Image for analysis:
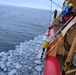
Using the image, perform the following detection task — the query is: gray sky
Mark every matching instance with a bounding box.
[0,0,64,10]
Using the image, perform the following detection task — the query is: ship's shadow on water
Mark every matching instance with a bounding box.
[0,4,50,52]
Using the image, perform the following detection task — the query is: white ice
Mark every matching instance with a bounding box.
[0,35,44,75]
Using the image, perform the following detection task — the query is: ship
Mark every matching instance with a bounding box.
[41,0,76,75]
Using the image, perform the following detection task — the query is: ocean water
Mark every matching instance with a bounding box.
[0,4,51,52]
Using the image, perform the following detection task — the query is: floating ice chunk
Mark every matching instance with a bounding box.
[8,50,13,53]
[3,67,7,72]
[0,52,5,57]
[4,53,8,56]
[14,63,22,69]
[0,61,5,69]
[7,56,12,62]
[35,66,42,72]
[1,56,8,62]
[7,67,11,72]
[0,72,6,75]
[34,60,41,65]
[6,62,11,67]
[28,67,32,69]
[33,71,38,75]
[8,69,17,75]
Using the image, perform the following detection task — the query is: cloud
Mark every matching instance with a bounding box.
[0,0,64,10]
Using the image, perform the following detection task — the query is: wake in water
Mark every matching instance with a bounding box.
[0,35,45,75]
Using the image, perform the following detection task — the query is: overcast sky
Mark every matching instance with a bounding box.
[0,0,64,10]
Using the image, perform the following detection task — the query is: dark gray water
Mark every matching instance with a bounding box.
[0,4,50,52]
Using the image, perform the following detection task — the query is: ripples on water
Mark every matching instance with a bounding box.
[0,4,50,51]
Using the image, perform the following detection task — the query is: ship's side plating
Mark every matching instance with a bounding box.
[43,0,76,75]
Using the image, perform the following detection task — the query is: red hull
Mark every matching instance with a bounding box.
[43,56,60,75]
